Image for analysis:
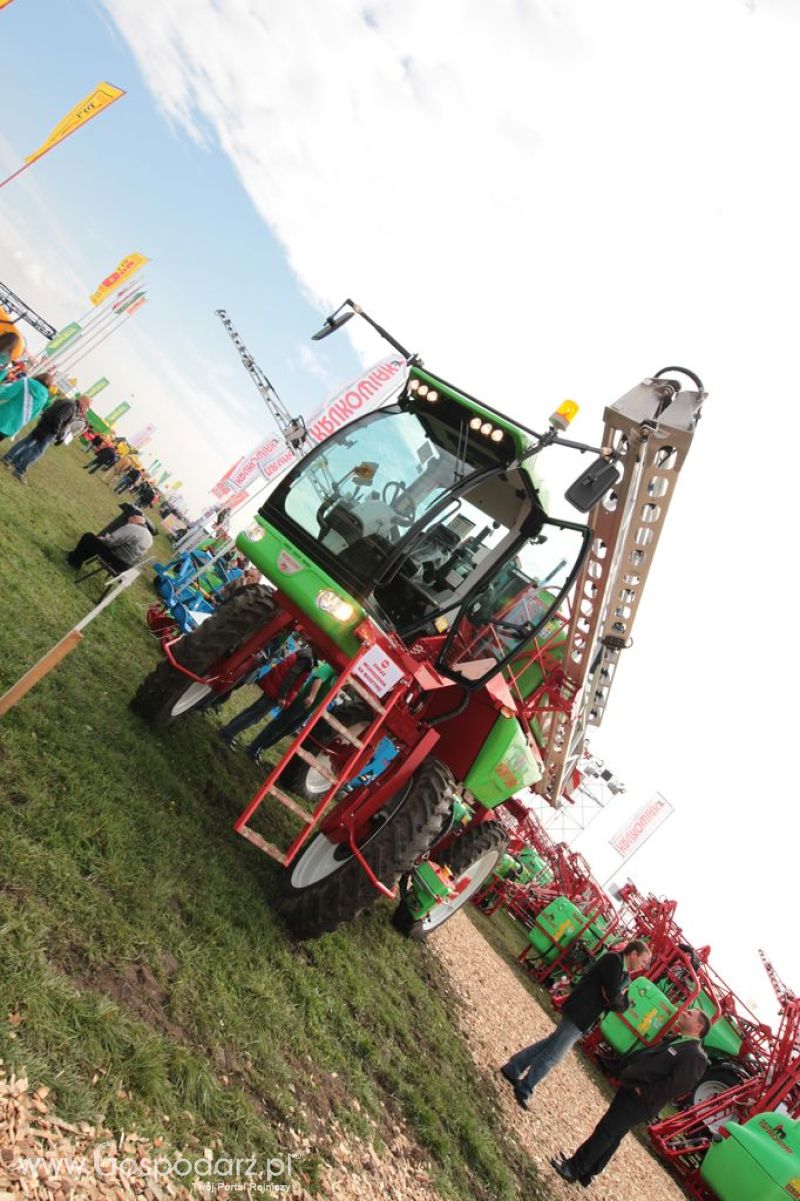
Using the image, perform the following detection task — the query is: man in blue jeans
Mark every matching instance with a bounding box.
[499,939,652,1110]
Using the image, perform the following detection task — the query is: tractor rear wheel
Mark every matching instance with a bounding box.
[277,757,454,939]
[130,585,279,727]
[392,820,508,941]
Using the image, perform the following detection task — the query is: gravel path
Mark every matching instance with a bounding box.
[431,912,689,1201]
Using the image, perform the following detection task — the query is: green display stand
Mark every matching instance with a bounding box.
[700,1112,800,1201]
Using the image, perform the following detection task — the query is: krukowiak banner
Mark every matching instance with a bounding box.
[211,354,407,498]
[90,253,148,306]
[609,793,674,865]
[304,354,407,445]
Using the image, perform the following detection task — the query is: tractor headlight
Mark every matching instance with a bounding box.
[316,589,356,622]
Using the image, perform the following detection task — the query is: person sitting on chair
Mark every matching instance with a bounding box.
[67,513,153,574]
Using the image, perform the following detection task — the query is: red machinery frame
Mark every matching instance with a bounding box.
[648,995,800,1201]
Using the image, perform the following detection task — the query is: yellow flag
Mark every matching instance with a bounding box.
[90,253,149,306]
[25,82,125,166]
[0,1,17,9]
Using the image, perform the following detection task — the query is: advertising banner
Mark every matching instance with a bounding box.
[44,322,81,357]
[225,435,285,493]
[90,252,148,306]
[25,82,125,168]
[609,793,673,863]
[210,354,407,498]
[103,400,130,424]
[113,289,146,314]
[85,377,110,399]
[128,422,156,448]
[304,354,407,444]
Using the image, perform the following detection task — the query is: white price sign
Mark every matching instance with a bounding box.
[352,645,404,699]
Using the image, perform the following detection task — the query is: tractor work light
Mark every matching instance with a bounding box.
[480,422,493,436]
[426,389,439,402]
[490,428,504,442]
[469,416,482,430]
[407,378,420,392]
[417,384,429,397]
[316,589,356,622]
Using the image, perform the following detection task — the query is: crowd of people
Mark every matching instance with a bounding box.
[0,312,168,573]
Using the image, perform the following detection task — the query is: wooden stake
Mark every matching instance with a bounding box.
[0,629,84,717]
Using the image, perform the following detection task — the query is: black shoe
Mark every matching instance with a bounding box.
[550,1155,577,1184]
[513,1087,530,1111]
[499,1064,519,1088]
[578,1175,592,1188]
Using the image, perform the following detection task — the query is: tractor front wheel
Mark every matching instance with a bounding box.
[278,700,373,802]
[130,585,280,726]
[277,757,454,939]
[392,820,508,941]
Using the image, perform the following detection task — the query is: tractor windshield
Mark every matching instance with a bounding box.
[265,394,519,591]
[263,392,590,666]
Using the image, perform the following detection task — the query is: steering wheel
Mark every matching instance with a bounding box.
[382,481,416,527]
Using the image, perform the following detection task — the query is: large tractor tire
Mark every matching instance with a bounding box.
[277,757,454,939]
[392,820,508,941]
[279,700,373,802]
[131,585,279,727]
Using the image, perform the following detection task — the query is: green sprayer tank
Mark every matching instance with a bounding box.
[601,977,677,1054]
[527,896,611,966]
[516,846,553,886]
[602,978,743,1058]
[700,1112,800,1201]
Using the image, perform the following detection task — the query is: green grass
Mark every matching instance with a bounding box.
[0,445,553,1200]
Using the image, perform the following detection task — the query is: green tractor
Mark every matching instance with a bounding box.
[132,300,706,941]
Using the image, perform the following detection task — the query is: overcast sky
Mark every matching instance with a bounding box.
[2,0,797,1019]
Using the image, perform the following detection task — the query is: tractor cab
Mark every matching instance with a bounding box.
[262,366,590,686]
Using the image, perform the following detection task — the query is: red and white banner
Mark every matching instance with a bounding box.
[305,354,407,445]
[210,354,407,500]
[609,793,673,862]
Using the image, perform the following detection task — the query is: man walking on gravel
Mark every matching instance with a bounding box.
[500,940,652,1109]
[551,1007,710,1187]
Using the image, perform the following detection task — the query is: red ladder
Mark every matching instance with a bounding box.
[233,648,408,897]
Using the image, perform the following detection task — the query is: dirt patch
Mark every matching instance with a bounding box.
[64,951,191,1049]
[430,912,689,1201]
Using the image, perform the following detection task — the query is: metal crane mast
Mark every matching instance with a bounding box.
[759,948,796,1005]
[535,370,706,804]
[214,310,307,450]
[0,280,56,339]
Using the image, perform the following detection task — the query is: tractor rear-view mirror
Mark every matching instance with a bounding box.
[311,310,355,340]
[564,456,621,512]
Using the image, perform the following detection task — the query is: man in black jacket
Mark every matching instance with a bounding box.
[500,940,652,1109]
[552,1007,710,1186]
[2,394,87,480]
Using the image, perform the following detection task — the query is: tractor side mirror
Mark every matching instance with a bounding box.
[311,310,355,341]
[564,456,621,512]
